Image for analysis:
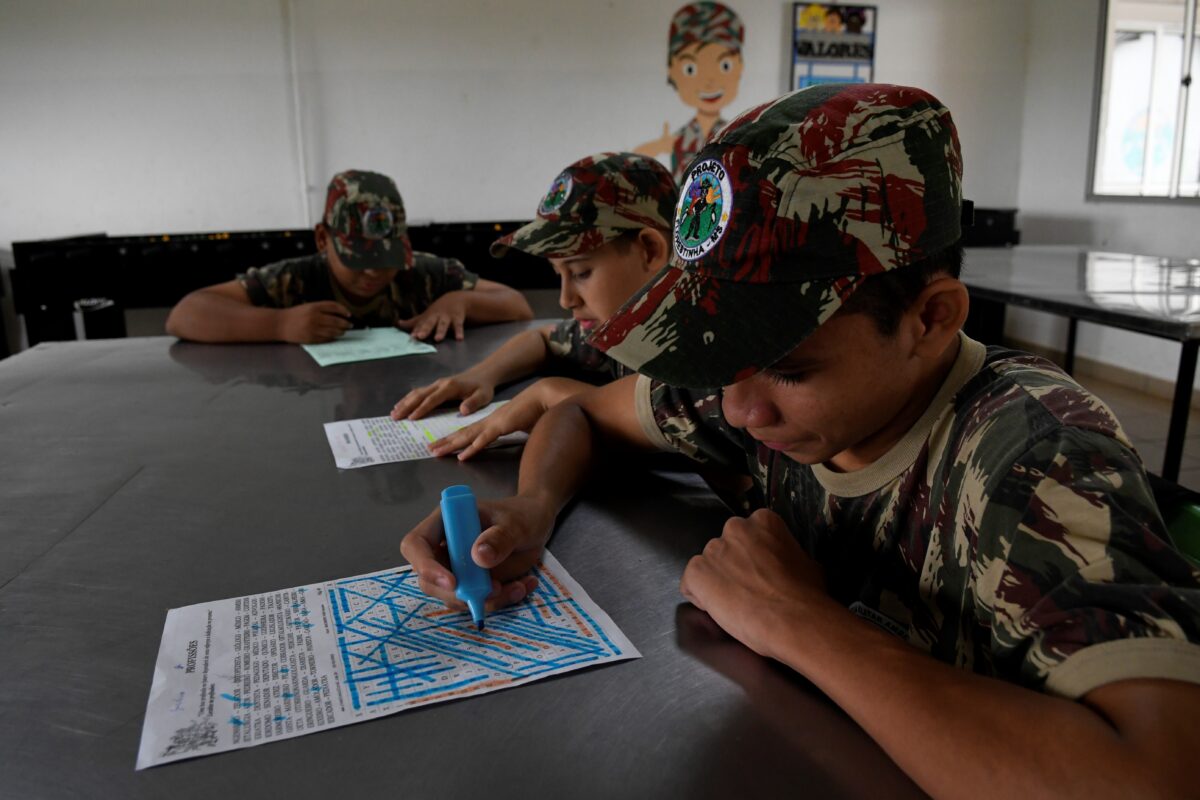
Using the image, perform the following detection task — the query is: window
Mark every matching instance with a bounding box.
[1092,0,1199,198]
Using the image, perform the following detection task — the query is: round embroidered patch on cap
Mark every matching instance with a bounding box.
[538,172,573,216]
[360,206,395,240]
[674,158,732,261]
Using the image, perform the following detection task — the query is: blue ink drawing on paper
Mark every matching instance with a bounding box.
[327,565,625,711]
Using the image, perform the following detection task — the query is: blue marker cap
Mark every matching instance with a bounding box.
[440,485,491,630]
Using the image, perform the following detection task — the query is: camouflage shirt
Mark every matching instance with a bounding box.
[238,253,478,327]
[545,319,634,383]
[635,334,1200,697]
[671,116,726,183]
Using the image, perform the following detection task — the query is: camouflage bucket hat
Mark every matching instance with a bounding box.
[669,2,744,60]
[490,152,677,260]
[591,83,963,388]
[323,170,413,270]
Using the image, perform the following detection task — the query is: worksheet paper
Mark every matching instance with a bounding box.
[323,402,525,467]
[301,328,436,367]
[137,552,638,769]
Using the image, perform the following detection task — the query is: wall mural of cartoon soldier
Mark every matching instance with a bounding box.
[634,2,745,183]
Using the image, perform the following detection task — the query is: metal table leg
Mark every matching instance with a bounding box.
[1064,317,1078,376]
[1163,339,1199,483]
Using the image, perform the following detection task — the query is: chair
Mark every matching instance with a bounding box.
[1147,472,1200,565]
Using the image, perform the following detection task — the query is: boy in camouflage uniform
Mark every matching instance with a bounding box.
[402,85,1200,797]
[635,2,745,183]
[389,152,676,461]
[166,170,532,344]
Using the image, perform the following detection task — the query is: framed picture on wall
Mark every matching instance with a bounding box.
[791,4,877,90]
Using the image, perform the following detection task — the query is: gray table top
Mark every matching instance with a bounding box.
[0,322,922,799]
[961,245,1200,340]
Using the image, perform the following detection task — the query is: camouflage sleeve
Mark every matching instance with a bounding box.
[972,426,1200,698]
[238,261,293,308]
[447,256,479,292]
[400,257,480,316]
[407,255,480,311]
[547,319,618,377]
[634,374,751,472]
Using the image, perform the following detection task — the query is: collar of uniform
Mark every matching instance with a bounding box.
[810,332,987,498]
[327,268,390,317]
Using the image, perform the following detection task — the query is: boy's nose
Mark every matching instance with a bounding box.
[558,279,578,310]
[721,376,780,430]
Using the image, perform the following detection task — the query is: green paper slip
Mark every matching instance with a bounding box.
[301,328,437,367]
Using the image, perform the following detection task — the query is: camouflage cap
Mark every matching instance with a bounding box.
[322,170,413,270]
[490,152,677,260]
[591,83,964,388]
[669,2,744,60]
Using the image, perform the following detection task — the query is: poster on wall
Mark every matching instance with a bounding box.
[791,4,876,90]
[635,2,746,184]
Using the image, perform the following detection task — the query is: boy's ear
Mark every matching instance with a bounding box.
[637,228,671,271]
[313,223,329,252]
[910,277,969,359]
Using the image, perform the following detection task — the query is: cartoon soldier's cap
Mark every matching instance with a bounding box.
[668,2,744,61]
[590,83,964,388]
[323,170,413,270]
[490,152,678,260]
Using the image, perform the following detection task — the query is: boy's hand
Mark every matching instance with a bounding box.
[390,373,495,421]
[400,495,555,611]
[397,292,470,342]
[428,390,544,461]
[276,301,353,343]
[680,509,833,661]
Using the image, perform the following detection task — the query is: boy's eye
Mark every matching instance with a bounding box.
[572,269,592,281]
[683,63,698,77]
[766,369,807,387]
[720,58,734,73]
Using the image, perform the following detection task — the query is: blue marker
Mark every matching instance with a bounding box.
[440,485,491,630]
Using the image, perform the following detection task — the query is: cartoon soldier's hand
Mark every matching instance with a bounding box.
[634,121,675,158]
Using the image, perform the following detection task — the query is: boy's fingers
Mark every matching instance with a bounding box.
[429,429,468,455]
[416,574,459,607]
[399,510,455,589]
[483,578,534,611]
[405,547,454,591]
[411,388,452,420]
[472,523,525,569]
[460,388,489,415]
[457,431,494,461]
[517,574,538,599]
[321,310,352,329]
[390,401,409,421]
[434,424,479,455]
[453,318,465,341]
[434,317,450,342]
[391,389,425,420]
[395,317,416,330]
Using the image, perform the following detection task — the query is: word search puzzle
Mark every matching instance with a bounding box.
[137,552,637,768]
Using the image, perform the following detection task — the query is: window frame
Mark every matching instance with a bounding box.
[1087,0,1200,204]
